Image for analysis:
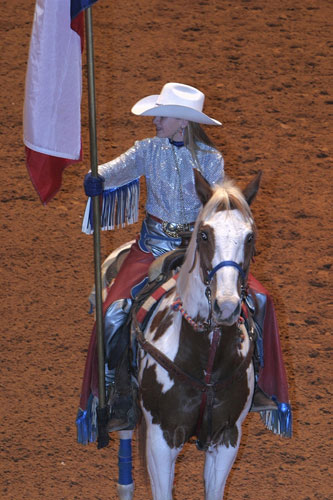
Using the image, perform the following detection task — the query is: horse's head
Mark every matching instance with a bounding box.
[178,169,261,327]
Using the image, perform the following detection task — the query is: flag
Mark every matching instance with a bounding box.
[23,0,97,205]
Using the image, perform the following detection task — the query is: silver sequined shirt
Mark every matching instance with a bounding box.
[98,137,224,224]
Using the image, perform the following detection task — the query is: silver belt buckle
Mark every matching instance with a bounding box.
[162,221,187,238]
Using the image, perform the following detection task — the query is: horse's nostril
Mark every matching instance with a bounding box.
[234,302,241,317]
[214,300,221,315]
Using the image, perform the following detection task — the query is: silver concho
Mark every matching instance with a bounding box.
[162,221,192,238]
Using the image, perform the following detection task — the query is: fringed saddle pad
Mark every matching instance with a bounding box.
[136,273,179,326]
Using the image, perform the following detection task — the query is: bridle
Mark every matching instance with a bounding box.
[173,259,248,332]
[206,260,246,283]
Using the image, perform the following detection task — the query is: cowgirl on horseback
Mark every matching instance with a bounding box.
[78,82,291,440]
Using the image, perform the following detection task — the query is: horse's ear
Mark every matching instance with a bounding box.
[242,170,262,206]
[194,168,213,206]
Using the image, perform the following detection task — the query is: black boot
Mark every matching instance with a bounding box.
[250,386,278,412]
[107,347,139,432]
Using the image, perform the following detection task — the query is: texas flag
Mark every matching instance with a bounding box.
[23,0,97,204]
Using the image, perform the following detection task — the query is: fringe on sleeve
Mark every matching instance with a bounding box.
[82,178,140,234]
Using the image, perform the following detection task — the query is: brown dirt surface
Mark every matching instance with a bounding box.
[1,1,332,499]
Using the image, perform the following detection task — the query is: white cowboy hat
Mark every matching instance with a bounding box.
[131,82,222,126]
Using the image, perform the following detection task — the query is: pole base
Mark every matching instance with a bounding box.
[117,482,134,500]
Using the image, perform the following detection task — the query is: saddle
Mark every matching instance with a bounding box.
[89,242,185,309]
[105,236,190,286]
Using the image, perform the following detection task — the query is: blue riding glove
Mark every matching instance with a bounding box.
[84,173,105,197]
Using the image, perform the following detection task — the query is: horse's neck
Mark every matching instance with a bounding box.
[176,261,210,320]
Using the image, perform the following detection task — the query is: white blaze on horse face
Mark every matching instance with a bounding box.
[208,209,253,325]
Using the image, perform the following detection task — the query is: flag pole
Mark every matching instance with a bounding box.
[84,7,109,449]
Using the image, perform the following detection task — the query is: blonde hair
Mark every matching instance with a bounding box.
[183,122,218,172]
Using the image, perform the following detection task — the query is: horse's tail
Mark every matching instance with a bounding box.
[137,412,150,485]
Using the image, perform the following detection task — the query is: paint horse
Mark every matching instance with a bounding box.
[115,170,261,500]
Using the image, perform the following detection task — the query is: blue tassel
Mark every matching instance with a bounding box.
[260,397,292,438]
[118,439,133,485]
[76,394,98,444]
[82,178,140,234]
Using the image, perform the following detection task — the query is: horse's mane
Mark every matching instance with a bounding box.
[202,178,253,222]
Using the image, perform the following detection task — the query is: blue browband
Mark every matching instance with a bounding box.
[207,261,246,282]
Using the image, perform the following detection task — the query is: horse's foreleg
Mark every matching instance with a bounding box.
[117,430,134,500]
[204,439,241,500]
[204,377,254,500]
[146,422,182,500]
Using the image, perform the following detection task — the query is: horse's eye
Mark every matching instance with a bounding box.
[246,233,254,243]
[200,231,208,241]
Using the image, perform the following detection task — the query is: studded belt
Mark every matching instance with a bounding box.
[148,213,195,238]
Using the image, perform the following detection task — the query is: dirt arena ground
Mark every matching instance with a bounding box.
[1,0,332,498]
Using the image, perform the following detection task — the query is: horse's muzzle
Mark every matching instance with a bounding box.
[213,296,241,325]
